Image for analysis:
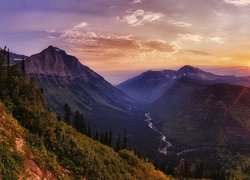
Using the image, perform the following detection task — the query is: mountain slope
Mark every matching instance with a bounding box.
[150,78,250,146]
[25,46,134,111]
[0,102,167,179]
[118,65,250,103]
[24,46,137,127]
[117,70,176,104]
[22,46,161,157]
[0,51,168,179]
[0,102,69,179]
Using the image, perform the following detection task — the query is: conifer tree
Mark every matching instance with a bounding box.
[7,48,10,67]
[100,132,105,144]
[95,131,99,141]
[63,103,72,125]
[21,58,25,73]
[123,128,127,149]
[80,113,86,134]
[74,110,81,130]
[109,128,112,147]
[104,131,108,145]
[87,123,92,138]
[115,134,122,151]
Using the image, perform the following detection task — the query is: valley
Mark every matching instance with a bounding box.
[2,0,250,179]
[1,46,250,179]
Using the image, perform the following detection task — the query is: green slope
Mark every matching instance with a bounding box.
[151,78,250,146]
[0,50,169,179]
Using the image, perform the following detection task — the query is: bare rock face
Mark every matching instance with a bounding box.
[24,46,136,132]
[25,46,94,78]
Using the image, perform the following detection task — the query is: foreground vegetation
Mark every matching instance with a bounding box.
[0,50,168,179]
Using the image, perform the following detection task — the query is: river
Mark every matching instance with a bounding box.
[145,112,172,155]
[145,112,200,156]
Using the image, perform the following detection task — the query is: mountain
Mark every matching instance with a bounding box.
[0,103,167,179]
[23,46,160,157]
[24,46,135,122]
[117,65,250,103]
[0,52,168,179]
[9,52,27,64]
[149,77,250,147]
[25,46,134,110]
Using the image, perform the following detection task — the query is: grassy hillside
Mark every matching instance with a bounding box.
[0,50,168,179]
[0,102,167,179]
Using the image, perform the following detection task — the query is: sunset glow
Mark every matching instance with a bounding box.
[1,0,250,83]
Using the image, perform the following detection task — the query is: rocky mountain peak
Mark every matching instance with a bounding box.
[177,65,201,74]
[25,46,91,78]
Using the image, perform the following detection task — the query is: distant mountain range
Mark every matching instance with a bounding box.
[117,65,250,104]
[11,46,250,157]
[117,65,250,151]
[5,47,250,178]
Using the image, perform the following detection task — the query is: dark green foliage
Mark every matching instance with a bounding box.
[116,134,122,151]
[0,142,24,179]
[95,131,99,141]
[123,128,127,149]
[7,48,10,67]
[109,128,112,147]
[74,110,86,134]
[86,123,91,138]
[21,59,25,73]
[63,103,72,125]
[0,50,167,179]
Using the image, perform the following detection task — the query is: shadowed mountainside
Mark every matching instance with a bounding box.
[117,65,250,104]
[150,77,250,147]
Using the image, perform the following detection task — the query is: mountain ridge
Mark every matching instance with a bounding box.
[117,65,250,103]
[22,46,160,158]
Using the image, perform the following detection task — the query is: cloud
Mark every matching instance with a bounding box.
[61,30,176,60]
[186,50,212,56]
[120,9,164,26]
[143,40,176,52]
[171,21,192,27]
[178,33,203,42]
[132,0,143,4]
[73,22,88,29]
[210,36,225,44]
[45,29,56,33]
[221,57,232,61]
[224,0,250,6]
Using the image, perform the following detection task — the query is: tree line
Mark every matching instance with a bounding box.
[62,103,127,151]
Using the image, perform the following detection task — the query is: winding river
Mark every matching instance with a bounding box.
[145,112,200,156]
[145,113,172,155]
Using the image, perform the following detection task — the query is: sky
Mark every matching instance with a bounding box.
[1,0,250,84]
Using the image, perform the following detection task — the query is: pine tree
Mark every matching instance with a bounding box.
[87,122,91,138]
[74,110,82,130]
[21,58,25,73]
[79,113,86,134]
[100,132,105,144]
[178,158,188,178]
[115,134,122,151]
[104,131,108,145]
[63,103,72,125]
[95,131,99,141]
[123,128,127,149]
[109,128,112,147]
[7,48,10,67]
